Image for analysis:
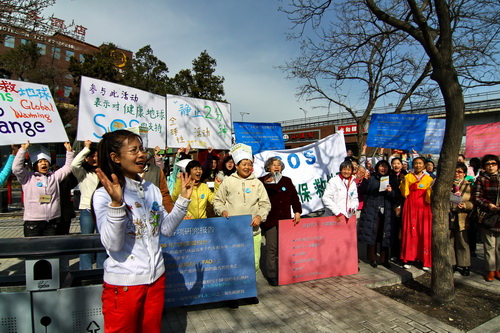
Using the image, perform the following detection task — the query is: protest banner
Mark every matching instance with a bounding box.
[465,121,500,158]
[166,95,232,150]
[420,118,446,155]
[233,122,285,154]
[77,76,166,147]
[0,79,69,144]
[253,132,346,215]
[366,114,428,151]
[278,215,358,285]
[161,216,257,307]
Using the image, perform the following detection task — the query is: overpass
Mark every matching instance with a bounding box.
[280,90,500,131]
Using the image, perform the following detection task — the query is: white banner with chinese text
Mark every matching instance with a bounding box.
[0,79,68,144]
[77,76,166,147]
[253,132,347,215]
[166,95,232,149]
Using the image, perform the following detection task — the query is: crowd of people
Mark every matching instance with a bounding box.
[342,148,499,282]
[0,135,499,332]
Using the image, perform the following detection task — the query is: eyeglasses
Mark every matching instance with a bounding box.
[485,162,498,167]
[124,146,148,155]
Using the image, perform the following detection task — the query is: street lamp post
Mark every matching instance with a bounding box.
[240,112,250,121]
[300,107,308,124]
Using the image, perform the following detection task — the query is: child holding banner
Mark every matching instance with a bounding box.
[213,143,271,308]
[92,130,194,333]
[399,157,433,271]
[12,141,75,236]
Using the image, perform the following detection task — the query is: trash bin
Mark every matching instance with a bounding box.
[25,258,60,291]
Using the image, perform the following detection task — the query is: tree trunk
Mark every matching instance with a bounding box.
[430,66,465,303]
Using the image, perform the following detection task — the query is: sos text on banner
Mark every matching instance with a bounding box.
[253,132,346,215]
[77,76,166,147]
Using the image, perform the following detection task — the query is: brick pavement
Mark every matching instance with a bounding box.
[1,208,499,332]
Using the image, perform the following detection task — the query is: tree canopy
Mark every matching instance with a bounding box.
[171,50,226,102]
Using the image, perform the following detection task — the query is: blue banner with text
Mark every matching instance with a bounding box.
[161,215,257,307]
[233,122,284,154]
[366,114,428,151]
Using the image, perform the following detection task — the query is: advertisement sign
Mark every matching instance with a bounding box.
[465,122,500,158]
[278,215,358,285]
[0,79,69,144]
[161,216,257,307]
[233,122,284,154]
[366,114,428,151]
[77,76,166,147]
[166,95,232,149]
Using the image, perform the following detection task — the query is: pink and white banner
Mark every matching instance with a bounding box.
[465,122,500,158]
[278,215,358,285]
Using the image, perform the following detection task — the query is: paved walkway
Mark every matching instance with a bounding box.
[1,206,499,332]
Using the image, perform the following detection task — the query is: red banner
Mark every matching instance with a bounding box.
[465,122,500,158]
[278,215,358,285]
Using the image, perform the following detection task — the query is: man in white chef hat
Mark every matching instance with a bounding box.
[213,143,271,308]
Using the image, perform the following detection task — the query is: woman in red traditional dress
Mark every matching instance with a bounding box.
[399,157,433,271]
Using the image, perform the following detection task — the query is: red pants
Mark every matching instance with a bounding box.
[102,274,165,333]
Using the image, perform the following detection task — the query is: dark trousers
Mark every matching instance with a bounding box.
[367,213,389,264]
[263,226,278,279]
[24,219,59,237]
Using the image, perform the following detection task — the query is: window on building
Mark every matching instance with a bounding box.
[21,39,28,45]
[37,43,46,55]
[65,74,73,80]
[65,50,74,61]
[79,54,85,62]
[4,35,15,48]
[52,46,61,59]
[64,86,72,97]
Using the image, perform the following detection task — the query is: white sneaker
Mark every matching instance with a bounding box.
[423,267,431,272]
[403,264,412,269]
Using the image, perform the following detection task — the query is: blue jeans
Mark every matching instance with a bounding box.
[79,209,106,270]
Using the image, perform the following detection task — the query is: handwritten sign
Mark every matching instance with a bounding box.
[233,122,285,154]
[278,215,358,285]
[161,216,257,307]
[77,76,166,147]
[0,79,68,144]
[253,132,346,215]
[465,122,500,158]
[166,95,231,149]
[366,114,428,151]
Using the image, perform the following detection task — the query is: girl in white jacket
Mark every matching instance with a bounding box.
[322,161,359,220]
[93,130,194,333]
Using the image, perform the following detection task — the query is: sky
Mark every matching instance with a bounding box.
[43,0,316,124]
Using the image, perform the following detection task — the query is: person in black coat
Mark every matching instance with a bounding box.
[358,160,401,268]
[259,157,302,286]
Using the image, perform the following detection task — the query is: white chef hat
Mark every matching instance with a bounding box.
[28,145,51,164]
[175,159,192,172]
[230,143,253,165]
